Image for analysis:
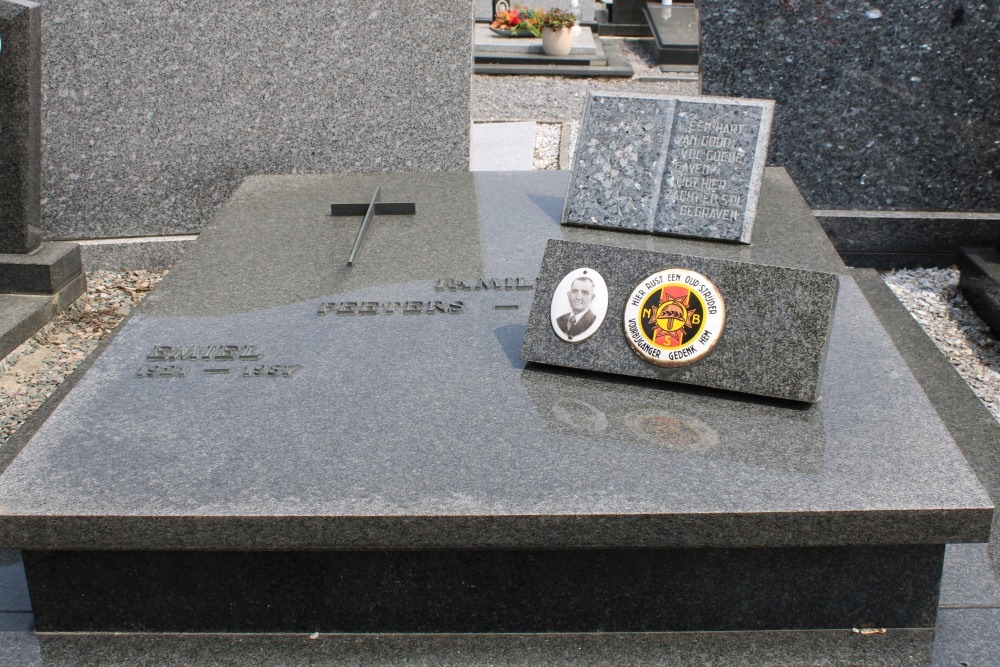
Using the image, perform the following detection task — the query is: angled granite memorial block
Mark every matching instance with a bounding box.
[0,170,991,635]
[521,240,838,403]
[563,93,773,243]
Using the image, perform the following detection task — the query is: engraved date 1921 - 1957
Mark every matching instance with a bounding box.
[136,345,302,379]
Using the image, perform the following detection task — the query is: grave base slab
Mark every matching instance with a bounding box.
[25,545,944,633]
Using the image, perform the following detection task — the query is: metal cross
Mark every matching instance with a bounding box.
[329,186,416,266]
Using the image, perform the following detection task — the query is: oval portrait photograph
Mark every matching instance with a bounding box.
[550,267,609,343]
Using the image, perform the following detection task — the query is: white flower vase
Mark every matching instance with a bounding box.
[542,26,573,57]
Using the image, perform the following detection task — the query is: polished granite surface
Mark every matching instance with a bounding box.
[0,170,989,551]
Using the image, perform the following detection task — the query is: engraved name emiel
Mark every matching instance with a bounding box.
[138,345,302,379]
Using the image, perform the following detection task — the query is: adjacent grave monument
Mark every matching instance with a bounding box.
[698,0,1000,266]
[563,93,773,243]
[0,0,40,255]
[35,0,473,260]
[0,169,990,650]
[0,0,84,358]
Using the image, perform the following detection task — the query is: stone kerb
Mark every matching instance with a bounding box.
[38,0,472,244]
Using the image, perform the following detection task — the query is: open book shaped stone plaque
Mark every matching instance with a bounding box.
[563,93,774,244]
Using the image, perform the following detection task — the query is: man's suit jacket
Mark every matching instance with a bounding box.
[556,309,596,337]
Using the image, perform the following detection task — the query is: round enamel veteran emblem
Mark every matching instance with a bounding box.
[622,268,725,367]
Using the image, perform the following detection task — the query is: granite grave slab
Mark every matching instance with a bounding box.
[474,37,633,79]
[475,24,597,55]
[521,240,838,402]
[0,170,991,635]
[563,93,774,243]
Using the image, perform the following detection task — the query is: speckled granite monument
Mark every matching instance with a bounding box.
[0,170,990,653]
[698,0,1000,268]
[563,93,774,243]
[699,1,1000,225]
[35,0,472,251]
[0,0,84,357]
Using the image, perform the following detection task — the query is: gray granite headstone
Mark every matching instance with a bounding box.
[520,240,838,403]
[563,93,774,243]
[0,0,41,254]
[34,0,472,245]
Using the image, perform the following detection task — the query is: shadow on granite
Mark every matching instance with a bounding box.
[0,633,41,667]
[932,609,1000,667]
[940,514,1000,609]
[819,215,1000,270]
[0,552,31,614]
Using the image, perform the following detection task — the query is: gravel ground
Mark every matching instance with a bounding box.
[1,270,165,444]
[473,74,697,123]
[472,37,698,123]
[533,122,562,169]
[882,267,1000,421]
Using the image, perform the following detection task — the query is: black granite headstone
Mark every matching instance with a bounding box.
[699,0,1000,212]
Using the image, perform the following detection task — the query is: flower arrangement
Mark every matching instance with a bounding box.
[536,8,577,31]
[489,6,577,37]
[490,7,543,37]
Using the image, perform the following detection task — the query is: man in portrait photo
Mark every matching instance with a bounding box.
[556,275,598,339]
